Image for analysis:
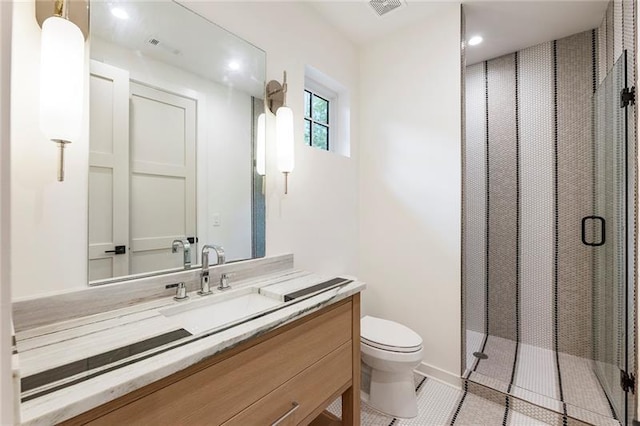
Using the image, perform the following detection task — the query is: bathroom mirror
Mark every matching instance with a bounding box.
[88,0,266,284]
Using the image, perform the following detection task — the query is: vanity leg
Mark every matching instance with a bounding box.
[341,293,361,426]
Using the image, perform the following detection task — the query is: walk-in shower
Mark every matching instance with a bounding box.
[462,1,636,424]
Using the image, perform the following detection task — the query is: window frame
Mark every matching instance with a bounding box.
[304,77,337,152]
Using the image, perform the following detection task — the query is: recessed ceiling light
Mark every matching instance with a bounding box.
[228,61,241,71]
[468,36,483,46]
[111,7,129,20]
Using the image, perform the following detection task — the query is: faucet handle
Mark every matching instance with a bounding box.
[173,282,189,301]
[218,273,233,291]
[198,272,213,296]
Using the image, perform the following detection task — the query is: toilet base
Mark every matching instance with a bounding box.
[366,368,418,419]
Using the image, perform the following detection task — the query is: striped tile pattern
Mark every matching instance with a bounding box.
[486,54,519,342]
[559,352,614,418]
[474,335,516,391]
[594,4,636,426]
[328,374,552,426]
[453,390,506,425]
[465,330,619,425]
[464,29,599,363]
[464,1,638,422]
[464,63,487,336]
[556,30,595,359]
[518,41,555,352]
[514,343,558,400]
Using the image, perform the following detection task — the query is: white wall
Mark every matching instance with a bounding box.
[11,0,360,299]
[358,4,462,385]
[11,0,90,299]
[0,1,14,423]
[9,0,462,389]
[180,1,360,278]
[92,37,253,263]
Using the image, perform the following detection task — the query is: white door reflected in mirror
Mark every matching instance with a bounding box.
[89,62,198,281]
[88,1,266,285]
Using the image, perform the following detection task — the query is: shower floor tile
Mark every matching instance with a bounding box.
[474,335,517,388]
[514,343,559,399]
[559,352,614,418]
[465,331,620,425]
[465,329,485,373]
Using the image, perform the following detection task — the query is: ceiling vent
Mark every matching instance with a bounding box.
[146,36,181,56]
[368,0,405,17]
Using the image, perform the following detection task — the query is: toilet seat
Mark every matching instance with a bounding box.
[361,316,422,353]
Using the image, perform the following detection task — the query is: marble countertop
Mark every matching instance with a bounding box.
[14,269,365,425]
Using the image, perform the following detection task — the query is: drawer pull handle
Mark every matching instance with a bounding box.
[271,402,300,426]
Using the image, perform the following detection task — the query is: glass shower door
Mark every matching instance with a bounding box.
[592,51,629,423]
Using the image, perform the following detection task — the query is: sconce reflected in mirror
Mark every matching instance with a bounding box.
[266,71,294,194]
[256,112,266,194]
[256,113,266,176]
[37,0,88,181]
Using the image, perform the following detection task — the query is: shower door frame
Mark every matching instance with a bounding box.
[592,48,637,426]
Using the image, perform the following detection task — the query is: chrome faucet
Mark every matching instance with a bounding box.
[171,238,191,269]
[199,245,225,295]
[218,273,232,291]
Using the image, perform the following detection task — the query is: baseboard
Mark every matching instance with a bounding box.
[415,362,462,389]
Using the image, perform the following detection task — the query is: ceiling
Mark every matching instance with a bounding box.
[91,1,266,97]
[307,1,609,65]
[307,1,452,45]
[464,1,609,65]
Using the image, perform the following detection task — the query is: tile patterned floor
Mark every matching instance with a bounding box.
[465,331,620,426]
[327,373,552,425]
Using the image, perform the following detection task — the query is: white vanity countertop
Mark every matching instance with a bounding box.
[15,270,365,426]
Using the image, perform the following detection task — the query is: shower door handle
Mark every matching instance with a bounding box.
[581,216,606,247]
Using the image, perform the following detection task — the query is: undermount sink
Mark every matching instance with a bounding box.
[160,287,283,335]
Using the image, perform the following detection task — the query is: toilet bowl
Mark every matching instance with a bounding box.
[360,316,423,419]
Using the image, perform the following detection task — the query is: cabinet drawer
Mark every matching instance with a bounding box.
[224,342,352,426]
[86,301,352,425]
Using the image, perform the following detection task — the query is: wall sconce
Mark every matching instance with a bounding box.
[256,112,266,194]
[256,113,266,177]
[37,0,87,182]
[266,71,294,194]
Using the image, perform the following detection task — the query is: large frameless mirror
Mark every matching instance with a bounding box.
[88,0,266,285]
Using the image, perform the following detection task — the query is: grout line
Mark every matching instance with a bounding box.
[449,380,469,426]
[484,59,490,339]
[551,39,568,425]
[501,395,510,426]
[504,50,521,425]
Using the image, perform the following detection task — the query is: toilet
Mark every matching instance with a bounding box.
[360,316,424,419]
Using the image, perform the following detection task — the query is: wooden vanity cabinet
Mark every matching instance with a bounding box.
[61,294,361,426]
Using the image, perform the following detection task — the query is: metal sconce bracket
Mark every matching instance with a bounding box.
[36,0,89,39]
[266,71,288,114]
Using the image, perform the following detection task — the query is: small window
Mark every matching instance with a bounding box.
[304,65,350,157]
[304,89,330,151]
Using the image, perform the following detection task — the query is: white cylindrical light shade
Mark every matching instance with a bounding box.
[39,16,85,143]
[256,113,266,176]
[276,106,294,173]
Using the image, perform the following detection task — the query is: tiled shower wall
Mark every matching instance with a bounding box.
[465,30,596,358]
[464,0,636,360]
